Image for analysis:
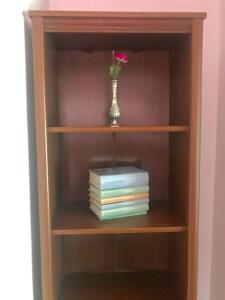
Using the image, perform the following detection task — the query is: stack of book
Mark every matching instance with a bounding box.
[89,166,149,220]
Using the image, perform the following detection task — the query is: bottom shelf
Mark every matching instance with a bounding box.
[60,272,175,300]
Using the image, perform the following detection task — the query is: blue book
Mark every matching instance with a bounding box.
[89,166,149,190]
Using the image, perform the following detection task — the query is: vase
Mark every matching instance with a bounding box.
[109,79,120,127]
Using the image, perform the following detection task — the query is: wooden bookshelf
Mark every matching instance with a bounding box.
[27,10,206,300]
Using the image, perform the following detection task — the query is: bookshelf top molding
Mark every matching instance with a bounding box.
[25,11,206,33]
[26,11,207,19]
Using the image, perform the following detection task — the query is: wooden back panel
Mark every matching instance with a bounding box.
[56,51,169,127]
[57,50,170,204]
[64,234,169,274]
[59,133,169,204]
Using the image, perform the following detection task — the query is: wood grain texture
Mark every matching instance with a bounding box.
[168,233,188,299]
[169,135,189,300]
[63,235,114,273]
[26,11,206,36]
[48,126,189,133]
[27,11,207,19]
[49,33,187,52]
[31,16,54,300]
[52,236,63,300]
[44,34,59,126]
[56,50,171,206]
[60,272,175,300]
[169,34,191,125]
[56,51,169,127]
[58,132,169,204]
[115,234,169,271]
[59,133,114,203]
[43,17,192,33]
[168,30,191,300]
[169,33,191,221]
[63,234,169,273]
[169,135,189,221]
[27,11,205,300]
[114,133,169,202]
[45,35,63,300]
[187,19,204,300]
[52,202,187,235]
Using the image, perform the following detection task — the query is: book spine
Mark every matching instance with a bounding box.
[90,205,147,220]
[90,192,149,204]
[90,203,149,218]
[100,211,147,220]
[89,171,100,188]
[91,185,149,198]
[91,198,149,210]
[100,172,149,190]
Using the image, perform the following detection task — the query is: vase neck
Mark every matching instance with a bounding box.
[112,80,118,104]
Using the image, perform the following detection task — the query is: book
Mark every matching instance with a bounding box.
[89,166,149,190]
[90,192,149,205]
[89,184,149,199]
[90,198,149,210]
[90,202,149,220]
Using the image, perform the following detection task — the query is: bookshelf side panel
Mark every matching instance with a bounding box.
[32,16,63,300]
[187,19,204,300]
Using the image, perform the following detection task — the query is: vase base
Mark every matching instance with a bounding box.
[110,120,119,128]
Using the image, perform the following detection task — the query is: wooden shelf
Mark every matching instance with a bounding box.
[27,10,207,19]
[60,271,175,300]
[48,126,189,133]
[52,202,187,235]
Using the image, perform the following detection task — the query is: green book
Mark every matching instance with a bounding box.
[90,198,149,210]
[90,184,149,199]
[90,203,149,220]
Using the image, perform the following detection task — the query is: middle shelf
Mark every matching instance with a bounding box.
[48,126,189,133]
[52,201,187,235]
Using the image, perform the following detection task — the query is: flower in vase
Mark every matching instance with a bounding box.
[115,52,128,63]
[109,51,128,80]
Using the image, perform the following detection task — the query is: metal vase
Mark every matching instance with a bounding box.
[109,79,120,127]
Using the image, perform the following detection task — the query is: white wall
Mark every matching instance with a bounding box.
[0,1,48,300]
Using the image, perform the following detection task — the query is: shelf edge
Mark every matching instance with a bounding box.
[48,126,189,133]
[51,226,187,235]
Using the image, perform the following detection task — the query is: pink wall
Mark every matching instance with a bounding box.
[210,0,225,299]
[49,1,222,300]
[50,0,211,12]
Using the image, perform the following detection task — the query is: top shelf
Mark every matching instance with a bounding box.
[27,11,207,19]
[26,11,206,35]
[48,126,189,133]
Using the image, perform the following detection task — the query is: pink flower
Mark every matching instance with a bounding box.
[115,52,128,63]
